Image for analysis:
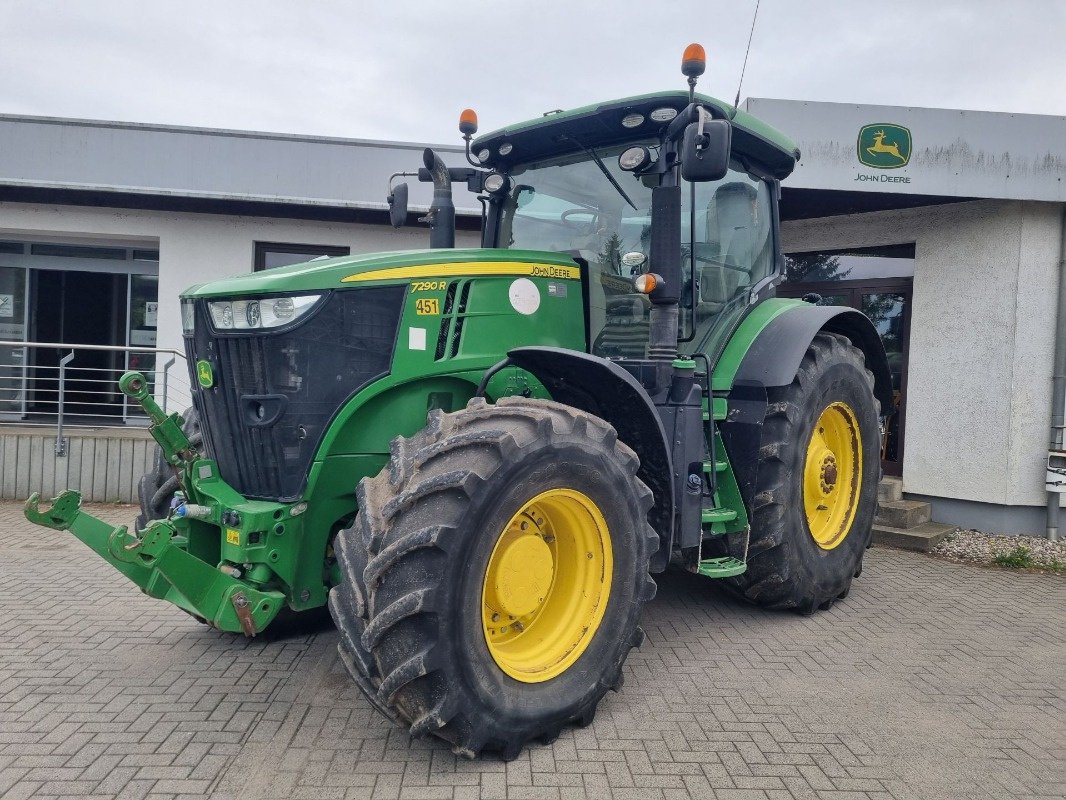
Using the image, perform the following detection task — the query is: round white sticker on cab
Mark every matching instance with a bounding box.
[509,278,541,315]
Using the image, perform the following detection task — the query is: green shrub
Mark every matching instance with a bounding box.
[993,546,1033,569]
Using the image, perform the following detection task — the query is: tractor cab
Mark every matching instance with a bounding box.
[473,90,794,361]
[390,74,800,372]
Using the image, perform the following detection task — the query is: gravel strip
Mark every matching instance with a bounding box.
[931,529,1066,572]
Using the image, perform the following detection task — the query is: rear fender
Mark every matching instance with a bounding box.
[718,304,892,509]
[506,346,674,571]
[732,305,893,411]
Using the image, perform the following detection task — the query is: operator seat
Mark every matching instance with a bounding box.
[694,183,759,322]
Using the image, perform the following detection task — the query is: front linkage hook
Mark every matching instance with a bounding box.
[24,490,82,531]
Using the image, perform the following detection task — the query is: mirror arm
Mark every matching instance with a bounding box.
[387,172,417,195]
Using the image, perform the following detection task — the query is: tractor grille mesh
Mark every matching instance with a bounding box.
[186,287,404,500]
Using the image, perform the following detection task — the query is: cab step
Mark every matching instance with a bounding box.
[697,556,747,578]
[701,507,737,524]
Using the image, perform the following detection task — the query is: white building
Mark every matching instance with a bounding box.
[1,100,1063,535]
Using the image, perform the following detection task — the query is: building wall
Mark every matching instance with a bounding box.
[0,201,480,355]
[781,200,1062,528]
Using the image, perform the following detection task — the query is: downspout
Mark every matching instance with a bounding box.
[1048,202,1066,540]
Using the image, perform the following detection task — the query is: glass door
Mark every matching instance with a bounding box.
[859,291,908,471]
[0,265,28,419]
[125,274,159,421]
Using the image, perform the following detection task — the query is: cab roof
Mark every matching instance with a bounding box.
[473,91,801,180]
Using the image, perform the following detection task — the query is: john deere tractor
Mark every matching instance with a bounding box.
[25,46,891,758]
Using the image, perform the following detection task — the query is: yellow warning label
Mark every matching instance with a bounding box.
[415,298,440,315]
[226,528,240,546]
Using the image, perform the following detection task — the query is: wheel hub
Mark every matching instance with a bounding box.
[820,455,838,493]
[485,534,554,618]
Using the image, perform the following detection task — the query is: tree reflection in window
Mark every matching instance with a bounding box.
[784,253,851,283]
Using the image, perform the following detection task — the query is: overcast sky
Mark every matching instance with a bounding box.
[2,1,1062,144]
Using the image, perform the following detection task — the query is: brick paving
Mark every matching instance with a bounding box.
[1,501,1063,800]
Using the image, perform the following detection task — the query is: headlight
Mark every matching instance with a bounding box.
[208,294,322,330]
[483,172,508,193]
[618,146,651,171]
[180,300,195,334]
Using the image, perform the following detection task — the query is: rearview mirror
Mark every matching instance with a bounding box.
[387,182,409,228]
[680,118,731,182]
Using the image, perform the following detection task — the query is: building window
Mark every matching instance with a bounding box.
[783,243,915,284]
[253,242,350,272]
[29,243,127,260]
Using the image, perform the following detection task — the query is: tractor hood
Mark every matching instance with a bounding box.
[181,248,581,298]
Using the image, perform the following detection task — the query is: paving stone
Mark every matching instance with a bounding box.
[1,502,1063,800]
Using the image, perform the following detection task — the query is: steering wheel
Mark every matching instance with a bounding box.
[560,209,599,233]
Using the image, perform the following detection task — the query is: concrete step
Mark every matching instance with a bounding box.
[872,521,956,552]
[878,476,903,504]
[875,499,931,529]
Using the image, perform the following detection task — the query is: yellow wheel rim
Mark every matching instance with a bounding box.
[803,401,862,550]
[481,488,613,683]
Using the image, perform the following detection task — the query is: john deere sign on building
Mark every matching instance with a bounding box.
[855,123,913,184]
[857,124,912,168]
[746,98,1066,201]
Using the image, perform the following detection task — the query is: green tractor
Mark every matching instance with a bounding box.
[25,46,891,758]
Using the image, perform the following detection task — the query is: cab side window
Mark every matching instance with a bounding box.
[683,171,774,340]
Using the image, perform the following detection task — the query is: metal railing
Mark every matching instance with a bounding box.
[0,340,190,455]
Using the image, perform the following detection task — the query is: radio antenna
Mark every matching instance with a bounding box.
[731,0,762,118]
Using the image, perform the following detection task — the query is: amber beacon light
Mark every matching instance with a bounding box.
[681,43,706,78]
[459,108,479,136]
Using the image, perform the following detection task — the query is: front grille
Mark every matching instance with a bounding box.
[186,287,405,500]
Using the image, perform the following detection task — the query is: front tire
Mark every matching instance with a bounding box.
[725,332,880,613]
[329,397,657,758]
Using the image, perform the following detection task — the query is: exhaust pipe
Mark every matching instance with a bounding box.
[421,148,456,249]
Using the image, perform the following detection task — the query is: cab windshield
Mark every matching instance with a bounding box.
[498,144,775,358]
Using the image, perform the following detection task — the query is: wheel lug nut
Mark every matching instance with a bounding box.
[491,613,500,622]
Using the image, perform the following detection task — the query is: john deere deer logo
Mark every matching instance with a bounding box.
[857,124,911,169]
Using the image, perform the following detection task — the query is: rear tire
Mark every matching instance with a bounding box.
[329,397,657,759]
[723,332,880,613]
[135,407,202,531]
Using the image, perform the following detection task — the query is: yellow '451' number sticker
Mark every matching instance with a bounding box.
[415,298,440,316]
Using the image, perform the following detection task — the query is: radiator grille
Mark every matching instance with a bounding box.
[186,286,404,500]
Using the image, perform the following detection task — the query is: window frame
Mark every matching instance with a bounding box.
[253,242,351,272]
